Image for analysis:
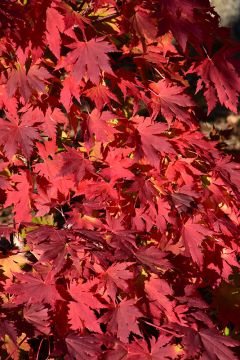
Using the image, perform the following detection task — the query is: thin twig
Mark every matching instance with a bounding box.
[143,320,182,337]
[93,12,119,23]
[36,338,44,360]
[54,206,67,223]
[5,335,28,360]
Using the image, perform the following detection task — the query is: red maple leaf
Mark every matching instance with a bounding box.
[23,303,50,335]
[87,109,119,143]
[214,156,240,189]
[97,262,134,300]
[105,336,175,360]
[190,48,240,113]
[199,329,239,360]
[145,275,177,322]
[159,0,212,50]
[40,107,68,140]
[66,334,102,360]
[0,109,40,160]
[104,340,147,360]
[85,83,119,110]
[59,146,94,183]
[101,148,134,181]
[60,75,80,112]
[46,6,65,59]
[149,336,177,359]
[181,218,213,267]
[59,1,90,34]
[133,116,175,168]
[68,281,103,333]
[58,37,115,84]
[131,6,157,40]
[27,226,76,273]
[7,272,62,306]
[6,49,50,102]
[135,247,170,273]
[5,171,32,224]
[149,79,195,125]
[102,299,142,343]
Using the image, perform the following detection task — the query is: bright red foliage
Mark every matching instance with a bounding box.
[0,1,240,359]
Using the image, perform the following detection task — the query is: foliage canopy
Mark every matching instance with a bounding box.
[0,0,240,359]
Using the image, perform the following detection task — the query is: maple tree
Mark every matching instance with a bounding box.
[0,0,240,359]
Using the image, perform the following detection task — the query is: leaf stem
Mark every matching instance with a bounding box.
[143,320,182,337]
[93,12,119,23]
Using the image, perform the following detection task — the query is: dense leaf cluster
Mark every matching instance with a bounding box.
[0,0,240,359]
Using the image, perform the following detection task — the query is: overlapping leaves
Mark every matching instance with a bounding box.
[0,0,239,359]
